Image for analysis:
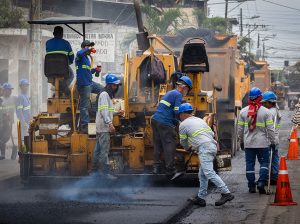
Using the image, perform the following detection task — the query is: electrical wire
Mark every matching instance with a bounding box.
[262,0,300,12]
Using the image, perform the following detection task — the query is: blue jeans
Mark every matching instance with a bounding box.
[77,82,103,128]
[198,142,230,199]
[245,148,270,188]
[271,145,280,182]
[92,133,110,171]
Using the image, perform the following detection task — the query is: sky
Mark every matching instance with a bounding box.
[207,0,300,69]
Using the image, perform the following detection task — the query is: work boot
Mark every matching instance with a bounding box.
[80,125,88,134]
[152,166,161,174]
[0,156,4,160]
[189,196,206,207]
[257,182,266,194]
[215,193,234,206]
[249,186,256,193]
[270,180,277,186]
[165,168,176,177]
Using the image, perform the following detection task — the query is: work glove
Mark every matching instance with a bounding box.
[270,143,276,151]
[240,142,244,151]
[186,146,193,152]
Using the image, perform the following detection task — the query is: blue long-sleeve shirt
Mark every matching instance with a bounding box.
[75,48,97,87]
[152,89,183,127]
[16,94,31,125]
[46,37,74,64]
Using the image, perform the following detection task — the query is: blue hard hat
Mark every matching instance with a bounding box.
[105,73,121,85]
[261,91,277,103]
[2,83,13,90]
[19,79,29,86]
[178,76,193,90]
[249,87,262,100]
[179,103,194,114]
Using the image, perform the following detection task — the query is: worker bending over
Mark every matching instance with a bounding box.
[16,79,31,141]
[238,87,276,194]
[46,26,74,96]
[0,83,17,160]
[179,103,234,207]
[91,74,122,179]
[76,40,103,133]
[152,74,192,175]
[261,91,281,185]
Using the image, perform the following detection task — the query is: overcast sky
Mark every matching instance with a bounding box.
[207,0,300,69]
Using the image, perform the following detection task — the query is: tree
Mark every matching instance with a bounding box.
[141,5,184,35]
[193,9,228,34]
[0,0,27,28]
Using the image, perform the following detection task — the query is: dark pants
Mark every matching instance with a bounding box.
[245,148,270,188]
[152,119,177,172]
[77,82,103,129]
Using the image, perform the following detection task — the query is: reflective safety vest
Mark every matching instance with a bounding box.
[46,37,74,64]
[179,116,216,150]
[96,91,114,133]
[152,89,183,127]
[238,105,276,148]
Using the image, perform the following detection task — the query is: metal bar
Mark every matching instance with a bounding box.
[83,23,86,41]
[22,153,68,159]
[65,24,83,37]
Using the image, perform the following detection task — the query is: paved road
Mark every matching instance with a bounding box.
[0,110,298,224]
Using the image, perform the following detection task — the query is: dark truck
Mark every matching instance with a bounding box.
[284,63,300,110]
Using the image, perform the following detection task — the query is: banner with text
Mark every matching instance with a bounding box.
[64,33,115,62]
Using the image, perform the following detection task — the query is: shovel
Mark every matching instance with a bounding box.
[171,150,194,181]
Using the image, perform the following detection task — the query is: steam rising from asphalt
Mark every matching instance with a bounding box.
[54,175,148,204]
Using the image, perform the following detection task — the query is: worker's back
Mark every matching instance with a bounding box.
[238,105,275,148]
[179,116,216,149]
[152,89,182,127]
[46,37,74,64]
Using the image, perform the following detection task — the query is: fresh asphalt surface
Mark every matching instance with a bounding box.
[0,109,297,224]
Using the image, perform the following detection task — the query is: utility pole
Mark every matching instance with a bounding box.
[225,0,228,19]
[85,0,93,17]
[29,0,42,114]
[262,42,265,60]
[240,8,243,37]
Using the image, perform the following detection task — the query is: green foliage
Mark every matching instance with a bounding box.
[238,37,251,54]
[0,0,27,28]
[141,5,184,35]
[193,9,227,34]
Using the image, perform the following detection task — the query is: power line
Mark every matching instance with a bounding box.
[262,0,300,12]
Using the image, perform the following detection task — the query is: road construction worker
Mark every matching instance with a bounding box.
[46,26,74,96]
[261,91,281,185]
[178,103,234,207]
[152,75,192,175]
[76,40,103,133]
[238,87,276,194]
[292,98,300,127]
[0,83,17,160]
[16,79,31,141]
[91,74,122,179]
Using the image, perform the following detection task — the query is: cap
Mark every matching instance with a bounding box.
[2,83,13,89]
[81,40,95,48]
[19,79,29,86]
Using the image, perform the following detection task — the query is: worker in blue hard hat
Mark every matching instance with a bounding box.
[261,91,281,185]
[178,103,234,207]
[238,87,276,194]
[0,83,17,160]
[91,74,122,179]
[152,73,192,176]
[16,79,31,142]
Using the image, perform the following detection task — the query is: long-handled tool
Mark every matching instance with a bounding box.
[266,147,273,195]
[171,149,194,181]
[266,113,278,195]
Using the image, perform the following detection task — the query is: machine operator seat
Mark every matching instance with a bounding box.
[181,38,209,74]
[44,53,70,83]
